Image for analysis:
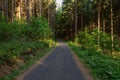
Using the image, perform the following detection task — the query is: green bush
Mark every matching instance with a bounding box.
[0,17,53,42]
[69,43,120,80]
[77,28,98,49]
[0,40,49,65]
[0,22,12,41]
[76,28,120,55]
[0,11,7,22]
[0,20,27,42]
[0,16,54,65]
[26,17,53,41]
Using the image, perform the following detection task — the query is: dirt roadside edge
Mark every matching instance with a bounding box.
[68,45,94,80]
[16,46,58,80]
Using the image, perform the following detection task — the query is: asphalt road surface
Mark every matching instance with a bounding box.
[22,42,86,80]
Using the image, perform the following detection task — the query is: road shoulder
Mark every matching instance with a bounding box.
[68,46,93,80]
[16,46,57,80]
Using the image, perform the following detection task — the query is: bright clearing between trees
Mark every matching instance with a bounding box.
[56,0,63,9]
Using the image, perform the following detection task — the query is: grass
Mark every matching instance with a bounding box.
[0,47,54,80]
[69,42,120,80]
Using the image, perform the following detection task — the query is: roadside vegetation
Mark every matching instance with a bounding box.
[0,17,55,80]
[68,29,120,80]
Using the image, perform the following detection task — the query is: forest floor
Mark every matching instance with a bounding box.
[17,42,93,80]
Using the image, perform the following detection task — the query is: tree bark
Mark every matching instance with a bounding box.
[4,0,8,21]
[39,0,42,16]
[18,0,21,19]
[1,0,4,19]
[32,0,35,17]
[11,0,14,21]
[48,0,50,27]
[97,2,101,51]
[81,10,83,31]
[20,0,23,18]
[110,0,114,56]
[26,0,30,24]
[103,19,105,32]
[75,0,77,37]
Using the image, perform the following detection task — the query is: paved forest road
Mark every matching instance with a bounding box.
[21,42,90,80]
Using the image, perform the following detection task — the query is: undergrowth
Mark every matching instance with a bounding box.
[0,47,53,80]
[69,42,120,80]
[0,17,55,79]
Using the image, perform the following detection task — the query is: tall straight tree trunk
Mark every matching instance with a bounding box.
[18,0,22,19]
[81,10,83,31]
[11,0,14,21]
[103,19,106,32]
[14,0,16,18]
[26,0,30,24]
[1,0,4,19]
[4,0,8,21]
[97,2,101,51]
[39,0,42,16]
[110,0,114,56]
[32,0,35,17]
[70,20,73,40]
[15,0,21,20]
[75,0,77,37]
[48,0,50,26]
[20,0,23,18]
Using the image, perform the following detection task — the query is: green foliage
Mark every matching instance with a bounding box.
[0,15,55,79]
[29,17,53,40]
[76,28,120,54]
[0,16,54,65]
[77,28,98,49]
[0,20,27,41]
[0,22,12,41]
[69,43,120,80]
[0,11,7,22]
[0,48,52,80]
[0,41,50,65]
[0,17,53,41]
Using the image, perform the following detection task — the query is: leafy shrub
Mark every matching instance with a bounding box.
[76,28,119,56]
[0,20,27,42]
[0,40,49,65]
[69,43,120,80]
[0,11,7,22]
[23,17,54,41]
[0,16,54,66]
[0,22,13,41]
[77,28,98,49]
[0,17,53,42]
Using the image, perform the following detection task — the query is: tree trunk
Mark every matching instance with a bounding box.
[20,0,23,18]
[1,0,4,19]
[19,0,21,19]
[110,0,114,56]
[48,0,50,27]
[32,0,35,17]
[75,0,77,37]
[11,0,14,21]
[81,10,83,31]
[39,0,42,16]
[4,0,8,21]
[103,19,105,32]
[97,2,101,51]
[26,0,30,24]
